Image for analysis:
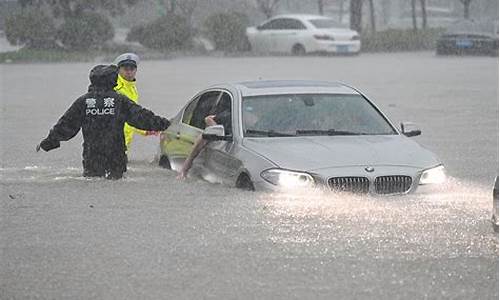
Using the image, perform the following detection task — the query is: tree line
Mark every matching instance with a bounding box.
[6,0,479,50]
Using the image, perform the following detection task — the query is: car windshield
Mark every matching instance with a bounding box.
[309,18,346,29]
[242,94,397,137]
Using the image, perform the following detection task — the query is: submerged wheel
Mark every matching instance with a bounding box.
[159,155,171,169]
[291,44,306,56]
[236,173,255,191]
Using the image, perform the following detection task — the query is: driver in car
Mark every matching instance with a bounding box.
[176,94,232,180]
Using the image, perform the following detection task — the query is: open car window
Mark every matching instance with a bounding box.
[181,96,200,125]
[212,92,233,136]
[188,91,221,129]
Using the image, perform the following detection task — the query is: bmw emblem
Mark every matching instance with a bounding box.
[365,167,375,173]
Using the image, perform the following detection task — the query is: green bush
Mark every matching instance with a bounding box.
[361,28,445,52]
[204,12,250,52]
[0,48,101,63]
[58,12,114,50]
[4,9,57,49]
[127,15,194,51]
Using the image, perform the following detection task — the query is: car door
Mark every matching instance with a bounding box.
[254,18,284,52]
[171,91,221,164]
[162,96,199,163]
[202,91,241,185]
[272,18,308,52]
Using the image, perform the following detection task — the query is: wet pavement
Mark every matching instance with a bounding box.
[1,52,498,299]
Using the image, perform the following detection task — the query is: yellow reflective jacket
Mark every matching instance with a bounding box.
[114,74,146,150]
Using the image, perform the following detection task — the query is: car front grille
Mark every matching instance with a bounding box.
[328,177,370,194]
[327,175,413,195]
[374,176,412,194]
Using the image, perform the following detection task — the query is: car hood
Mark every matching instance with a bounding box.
[242,135,440,171]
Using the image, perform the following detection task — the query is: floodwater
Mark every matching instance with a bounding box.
[1,52,498,299]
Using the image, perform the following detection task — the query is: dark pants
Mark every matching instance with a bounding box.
[82,154,126,180]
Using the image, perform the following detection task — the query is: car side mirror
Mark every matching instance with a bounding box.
[202,125,231,141]
[400,122,422,137]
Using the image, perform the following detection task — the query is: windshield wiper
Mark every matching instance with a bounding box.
[296,129,364,136]
[245,129,296,137]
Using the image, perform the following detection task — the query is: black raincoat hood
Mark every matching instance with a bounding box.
[88,65,118,91]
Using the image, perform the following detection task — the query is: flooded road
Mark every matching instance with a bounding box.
[1,52,498,299]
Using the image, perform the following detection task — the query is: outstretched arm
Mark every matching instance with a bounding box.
[124,98,170,132]
[176,135,208,179]
[38,100,83,152]
[176,115,218,179]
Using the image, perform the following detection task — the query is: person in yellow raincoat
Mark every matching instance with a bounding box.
[113,53,157,153]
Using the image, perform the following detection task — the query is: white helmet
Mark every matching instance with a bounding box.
[114,53,139,67]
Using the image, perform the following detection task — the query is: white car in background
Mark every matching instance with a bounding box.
[246,14,361,55]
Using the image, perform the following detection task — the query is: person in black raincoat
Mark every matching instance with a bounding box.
[37,65,171,179]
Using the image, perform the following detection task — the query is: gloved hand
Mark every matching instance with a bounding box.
[36,138,60,152]
[145,131,160,136]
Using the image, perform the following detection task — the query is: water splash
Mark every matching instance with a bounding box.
[256,177,497,259]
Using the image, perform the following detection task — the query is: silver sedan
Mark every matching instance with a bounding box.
[159,80,446,194]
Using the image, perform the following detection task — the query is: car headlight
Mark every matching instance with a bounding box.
[261,169,315,188]
[419,165,446,185]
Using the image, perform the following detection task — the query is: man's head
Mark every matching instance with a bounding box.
[89,65,118,89]
[113,53,139,81]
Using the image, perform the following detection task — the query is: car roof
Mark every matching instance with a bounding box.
[271,14,332,21]
[214,80,360,97]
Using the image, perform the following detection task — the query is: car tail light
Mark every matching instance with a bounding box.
[351,35,360,40]
[314,34,335,41]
